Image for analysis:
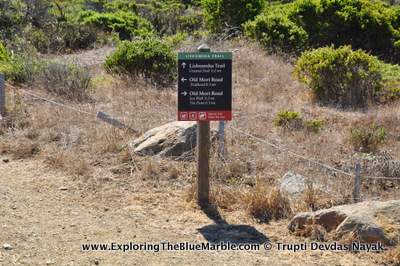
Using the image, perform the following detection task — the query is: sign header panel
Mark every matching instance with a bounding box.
[178,52,232,121]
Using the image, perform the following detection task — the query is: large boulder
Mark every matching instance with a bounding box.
[129,121,197,157]
[288,200,400,244]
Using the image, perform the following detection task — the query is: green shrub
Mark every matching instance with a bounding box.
[0,0,25,39]
[348,124,387,153]
[287,0,400,62]
[78,10,154,40]
[377,62,400,101]
[274,109,303,129]
[293,45,383,109]
[104,38,177,83]
[305,120,325,133]
[0,47,37,84]
[39,60,92,100]
[0,43,10,62]
[202,0,266,32]
[245,11,308,52]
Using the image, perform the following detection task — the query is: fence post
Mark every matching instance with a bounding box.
[197,43,211,206]
[0,74,5,118]
[354,164,360,203]
[218,121,225,157]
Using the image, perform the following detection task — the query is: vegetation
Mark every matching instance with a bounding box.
[274,109,302,129]
[293,45,383,109]
[0,1,399,263]
[348,123,387,152]
[202,0,266,32]
[246,0,400,62]
[38,60,92,100]
[305,119,325,133]
[104,38,177,83]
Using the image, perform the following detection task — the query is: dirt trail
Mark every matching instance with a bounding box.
[0,156,381,265]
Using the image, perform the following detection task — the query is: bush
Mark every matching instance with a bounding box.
[202,0,266,32]
[39,60,92,100]
[0,43,10,61]
[274,109,303,130]
[0,0,25,39]
[104,38,177,83]
[78,10,154,40]
[245,11,308,53]
[287,0,400,62]
[0,46,38,84]
[245,0,400,62]
[293,46,383,109]
[348,123,387,153]
[305,119,325,133]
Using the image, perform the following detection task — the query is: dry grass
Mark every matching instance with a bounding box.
[1,40,399,262]
[243,183,292,223]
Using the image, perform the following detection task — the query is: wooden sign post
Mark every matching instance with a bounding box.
[177,44,232,206]
[197,44,211,206]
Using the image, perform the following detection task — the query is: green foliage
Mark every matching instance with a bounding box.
[274,109,303,129]
[104,38,177,83]
[293,45,383,109]
[377,62,400,101]
[163,32,189,47]
[78,9,154,40]
[0,0,25,39]
[305,119,325,133]
[348,123,387,153]
[245,0,400,62]
[202,0,266,32]
[39,60,92,100]
[136,0,204,36]
[288,0,400,62]
[0,48,38,84]
[0,43,10,62]
[245,10,308,52]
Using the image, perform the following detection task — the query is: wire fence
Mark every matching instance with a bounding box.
[2,81,400,202]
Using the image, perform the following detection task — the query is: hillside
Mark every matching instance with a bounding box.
[0,41,399,264]
[1,0,400,264]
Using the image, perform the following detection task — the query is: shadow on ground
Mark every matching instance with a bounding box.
[197,204,269,244]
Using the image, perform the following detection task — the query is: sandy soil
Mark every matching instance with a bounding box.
[0,156,384,265]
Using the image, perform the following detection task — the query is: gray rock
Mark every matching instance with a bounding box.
[280,172,331,200]
[280,172,310,198]
[129,121,197,157]
[288,200,400,244]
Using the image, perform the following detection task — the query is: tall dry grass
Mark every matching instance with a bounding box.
[0,39,399,221]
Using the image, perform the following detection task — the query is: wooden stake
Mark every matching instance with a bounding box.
[354,164,360,203]
[197,44,211,206]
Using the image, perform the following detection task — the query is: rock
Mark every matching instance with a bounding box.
[3,244,11,250]
[280,172,330,200]
[288,200,400,244]
[59,187,68,191]
[129,121,197,157]
[280,172,310,199]
[3,158,9,163]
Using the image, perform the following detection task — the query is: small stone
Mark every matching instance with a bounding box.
[46,260,54,265]
[3,244,11,250]
[59,187,68,191]
[104,207,109,211]
[3,158,9,163]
